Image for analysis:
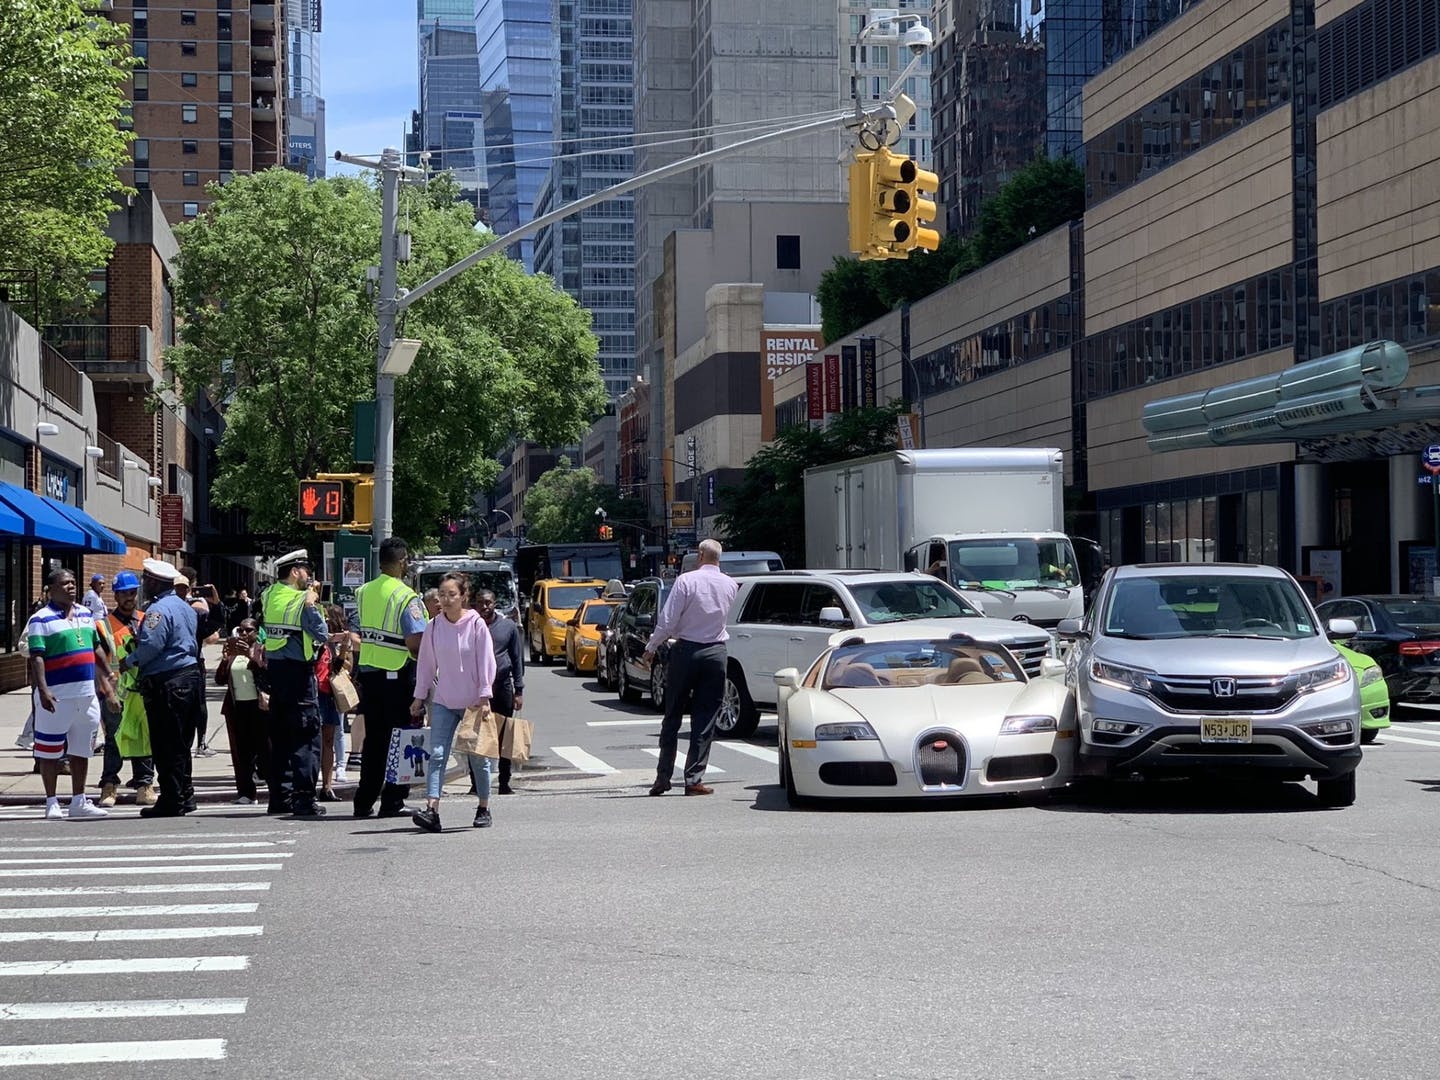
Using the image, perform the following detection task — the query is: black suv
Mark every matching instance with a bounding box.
[609,577,673,711]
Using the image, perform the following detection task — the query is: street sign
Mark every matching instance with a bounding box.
[159,494,184,552]
[297,479,344,524]
[1426,445,1440,468]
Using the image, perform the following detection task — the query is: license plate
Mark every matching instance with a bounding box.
[1200,718,1252,743]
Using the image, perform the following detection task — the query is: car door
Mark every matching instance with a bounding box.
[620,583,654,684]
[785,584,850,674]
[527,584,544,649]
[729,582,807,705]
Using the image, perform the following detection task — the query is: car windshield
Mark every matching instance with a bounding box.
[723,558,784,575]
[419,569,515,609]
[822,640,1024,689]
[581,605,614,626]
[1103,575,1318,640]
[547,585,602,610]
[1380,599,1440,628]
[848,580,980,624]
[947,538,1079,589]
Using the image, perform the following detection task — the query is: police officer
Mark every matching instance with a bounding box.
[118,560,200,818]
[350,536,427,819]
[260,549,329,818]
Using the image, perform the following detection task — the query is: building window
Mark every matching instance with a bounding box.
[217,44,231,71]
[181,40,197,56]
[131,9,147,36]
[133,139,149,166]
[183,171,199,186]
[183,140,197,154]
[182,104,197,124]
[134,169,150,189]
[132,71,148,100]
[218,107,233,137]
[218,141,233,168]
[218,74,232,102]
[181,72,198,87]
[218,171,232,185]
[217,13,231,38]
[776,234,801,270]
[182,202,199,218]
[133,41,147,64]
[180,9,196,24]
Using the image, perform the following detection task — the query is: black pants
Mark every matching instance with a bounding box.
[191,659,210,749]
[267,659,321,812]
[355,665,416,814]
[492,674,515,787]
[655,641,726,788]
[140,665,202,810]
[225,699,269,802]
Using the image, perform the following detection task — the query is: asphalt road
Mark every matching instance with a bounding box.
[2,660,1439,1078]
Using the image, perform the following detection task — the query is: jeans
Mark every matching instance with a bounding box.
[427,704,493,802]
[100,699,154,788]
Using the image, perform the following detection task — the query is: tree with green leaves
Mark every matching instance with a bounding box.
[522,457,650,545]
[165,168,607,542]
[715,403,910,567]
[0,0,136,311]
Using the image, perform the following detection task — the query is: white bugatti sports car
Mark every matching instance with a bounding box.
[774,625,1076,806]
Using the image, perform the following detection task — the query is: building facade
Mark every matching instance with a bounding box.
[284,0,325,178]
[414,0,486,209]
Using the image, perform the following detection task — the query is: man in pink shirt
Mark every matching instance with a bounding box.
[644,539,740,796]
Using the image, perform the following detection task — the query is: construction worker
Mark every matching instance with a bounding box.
[349,536,427,819]
[260,549,329,818]
[97,570,156,807]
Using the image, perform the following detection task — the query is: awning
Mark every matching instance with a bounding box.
[0,482,87,547]
[48,500,126,555]
[0,499,22,539]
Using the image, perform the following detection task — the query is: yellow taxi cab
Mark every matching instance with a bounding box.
[565,598,620,674]
[527,578,606,665]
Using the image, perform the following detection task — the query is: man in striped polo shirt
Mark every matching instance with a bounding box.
[29,568,118,821]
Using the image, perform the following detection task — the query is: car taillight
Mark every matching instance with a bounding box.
[1399,640,1440,657]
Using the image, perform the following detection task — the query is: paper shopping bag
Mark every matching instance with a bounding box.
[500,715,533,762]
[454,706,498,757]
[385,727,433,785]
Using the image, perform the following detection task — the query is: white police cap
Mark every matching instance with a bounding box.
[142,558,179,581]
[274,548,312,574]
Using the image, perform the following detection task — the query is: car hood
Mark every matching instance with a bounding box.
[1093,635,1339,675]
[827,682,1029,745]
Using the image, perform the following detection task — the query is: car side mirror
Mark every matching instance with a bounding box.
[903,551,918,572]
[1056,618,1087,639]
[567,618,579,627]
[1039,657,1067,679]
[818,605,849,626]
[635,613,654,629]
[1327,617,1358,640]
[774,668,801,689]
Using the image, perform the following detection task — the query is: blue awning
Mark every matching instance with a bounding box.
[0,482,87,547]
[48,500,126,556]
[0,498,22,539]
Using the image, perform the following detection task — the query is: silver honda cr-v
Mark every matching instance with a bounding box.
[1058,563,1362,806]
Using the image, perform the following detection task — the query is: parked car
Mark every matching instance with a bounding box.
[1315,595,1440,705]
[1060,563,1363,807]
[610,577,674,710]
[564,598,619,674]
[679,549,785,575]
[774,626,1074,806]
[722,570,1056,738]
[526,578,607,665]
[595,603,624,689]
[1334,641,1391,743]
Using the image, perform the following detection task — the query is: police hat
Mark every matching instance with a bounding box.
[142,558,179,582]
[274,548,312,575]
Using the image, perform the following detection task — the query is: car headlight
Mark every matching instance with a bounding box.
[1296,658,1350,693]
[1000,714,1057,734]
[1090,659,1154,693]
[1359,666,1383,688]
[815,721,878,741]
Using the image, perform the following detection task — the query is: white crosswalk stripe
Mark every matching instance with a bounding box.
[542,738,780,777]
[642,748,726,774]
[0,829,293,1069]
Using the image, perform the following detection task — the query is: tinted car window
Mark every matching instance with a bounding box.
[1380,599,1440,628]
[582,605,614,626]
[740,583,807,624]
[799,585,845,625]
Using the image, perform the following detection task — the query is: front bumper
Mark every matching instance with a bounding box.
[541,626,568,656]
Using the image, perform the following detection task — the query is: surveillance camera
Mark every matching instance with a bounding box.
[901,24,933,54]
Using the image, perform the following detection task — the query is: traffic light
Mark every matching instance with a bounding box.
[847,148,942,260]
[598,524,614,540]
[902,160,941,254]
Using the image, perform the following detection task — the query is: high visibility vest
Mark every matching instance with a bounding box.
[262,583,315,661]
[355,574,419,671]
[107,610,144,693]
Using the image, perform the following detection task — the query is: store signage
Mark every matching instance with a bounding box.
[823,354,841,414]
[761,327,822,381]
[159,494,184,551]
[806,363,824,420]
[859,337,877,408]
[43,468,68,503]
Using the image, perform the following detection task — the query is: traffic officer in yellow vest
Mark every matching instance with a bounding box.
[260,548,329,817]
[349,536,427,818]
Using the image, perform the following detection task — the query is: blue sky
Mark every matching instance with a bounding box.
[321,1,420,176]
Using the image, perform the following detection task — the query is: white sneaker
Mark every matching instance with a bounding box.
[44,801,64,821]
[333,768,348,783]
[232,796,254,805]
[66,798,108,821]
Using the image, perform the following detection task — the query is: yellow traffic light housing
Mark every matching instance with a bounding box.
[903,161,941,254]
[847,147,942,260]
[304,472,374,531]
[848,153,877,258]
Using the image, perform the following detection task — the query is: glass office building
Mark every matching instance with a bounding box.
[415,0,486,209]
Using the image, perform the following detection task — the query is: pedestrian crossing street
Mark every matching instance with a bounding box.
[0,822,292,1069]
[543,717,781,780]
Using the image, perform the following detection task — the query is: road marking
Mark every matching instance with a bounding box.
[0,926,263,944]
[0,956,249,977]
[716,741,781,765]
[0,864,285,878]
[586,718,661,727]
[642,748,725,773]
[3,831,296,844]
[0,998,247,1021]
[1371,732,1440,748]
[0,841,295,854]
[0,853,292,866]
[0,1038,227,1066]
[0,903,258,920]
[549,746,617,774]
[0,883,271,897]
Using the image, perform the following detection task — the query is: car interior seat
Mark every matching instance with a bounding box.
[829,660,883,687]
[944,656,992,684]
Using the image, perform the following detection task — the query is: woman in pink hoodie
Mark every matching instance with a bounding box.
[408,573,497,832]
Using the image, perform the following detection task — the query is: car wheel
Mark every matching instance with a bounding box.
[649,657,667,712]
[714,667,760,738]
[1316,770,1357,808]
[618,662,640,704]
[1360,727,1378,744]
[782,747,808,808]
[528,633,540,665]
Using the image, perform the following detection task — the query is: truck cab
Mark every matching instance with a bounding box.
[906,532,1084,628]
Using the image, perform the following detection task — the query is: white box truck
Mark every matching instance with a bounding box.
[803,447,1085,627]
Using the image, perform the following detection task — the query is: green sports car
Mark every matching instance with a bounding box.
[1336,641,1391,744]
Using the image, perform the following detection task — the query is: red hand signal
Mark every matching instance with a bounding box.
[301,486,321,516]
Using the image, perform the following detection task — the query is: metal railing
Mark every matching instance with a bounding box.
[42,324,145,367]
[39,341,83,413]
[95,432,121,480]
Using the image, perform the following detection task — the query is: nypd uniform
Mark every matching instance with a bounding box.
[260,549,329,816]
[122,559,200,816]
[349,570,427,816]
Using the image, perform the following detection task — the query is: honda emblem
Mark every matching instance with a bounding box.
[1212,677,1237,698]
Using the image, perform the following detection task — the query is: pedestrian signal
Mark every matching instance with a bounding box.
[298,480,344,524]
[598,524,614,540]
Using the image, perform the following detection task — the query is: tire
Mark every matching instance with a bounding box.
[1360,727,1378,744]
[1316,770,1357,808]
[618,661,640,704]
[782,747,808,807]
[528,632,540,665]
[649,656,667,712]
[714,666,760,738]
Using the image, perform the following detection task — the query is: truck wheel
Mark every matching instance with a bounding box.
[618,662,640,704]
[1316,771,1357,808]
[715,667,760,738]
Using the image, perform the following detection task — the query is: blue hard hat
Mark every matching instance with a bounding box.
[113,570,140,592]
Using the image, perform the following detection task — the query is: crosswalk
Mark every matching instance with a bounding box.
[1371,718,1440,749]
[0,825,293,1069]
[545,730,780,779]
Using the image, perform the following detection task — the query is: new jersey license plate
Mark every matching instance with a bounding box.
[1200,718,1252,743]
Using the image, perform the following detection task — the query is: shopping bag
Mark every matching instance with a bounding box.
[330,670,360,714]
[385,726,432,785]
[115,692,151,759]
[499,714,533,762]
[454,706,497,756]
